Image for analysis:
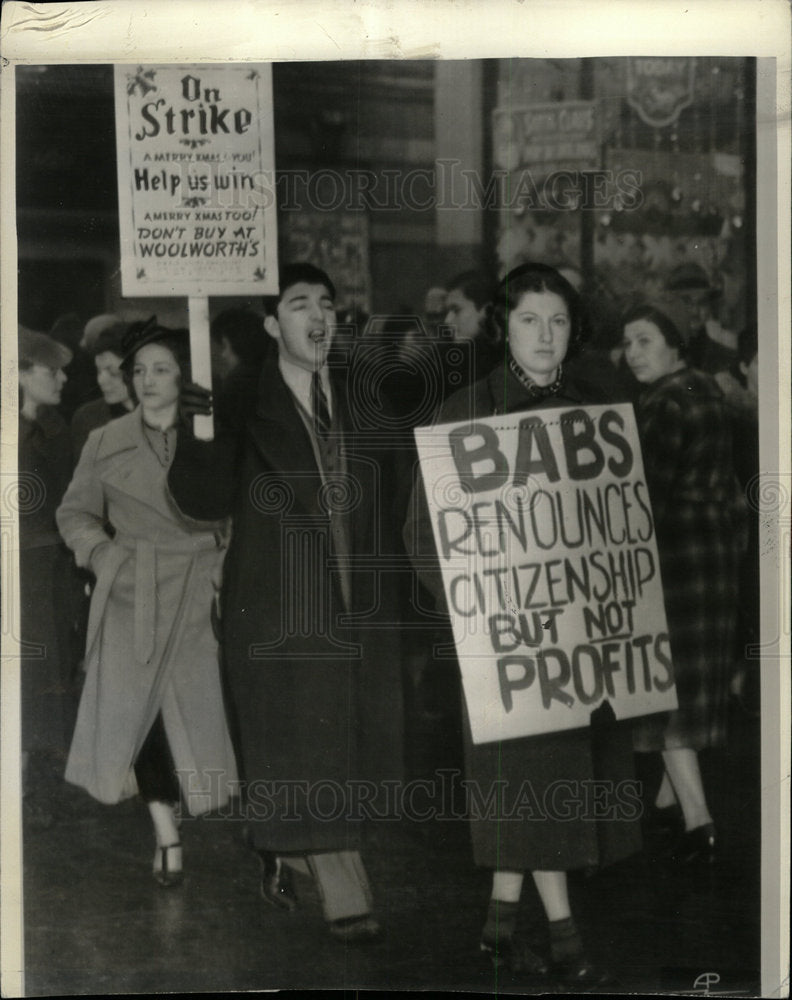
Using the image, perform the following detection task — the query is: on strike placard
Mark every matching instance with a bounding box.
[415,403,678,745]
[114,63,278,296]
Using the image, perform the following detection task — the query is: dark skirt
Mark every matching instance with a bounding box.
[463,699,642,872]
[634,503,738,752]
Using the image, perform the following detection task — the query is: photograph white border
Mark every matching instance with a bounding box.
[1,2,789,996]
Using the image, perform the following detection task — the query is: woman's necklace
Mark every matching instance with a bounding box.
[508,354,564,399]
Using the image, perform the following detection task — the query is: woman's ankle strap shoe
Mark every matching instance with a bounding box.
[153,843,183,888]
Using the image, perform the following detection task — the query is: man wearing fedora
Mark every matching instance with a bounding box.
[167,262,403,944]
[665,262,737,375]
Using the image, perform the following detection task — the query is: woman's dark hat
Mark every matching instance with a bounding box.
[119,316,187,369]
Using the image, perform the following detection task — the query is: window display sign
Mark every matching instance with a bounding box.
[626,57,696,129]
[415,403,678,745]
[114,63,278,296]
[492,100,599,177]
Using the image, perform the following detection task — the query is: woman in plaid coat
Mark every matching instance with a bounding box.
[623,297,746,866]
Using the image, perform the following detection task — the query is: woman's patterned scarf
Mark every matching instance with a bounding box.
[507,353,565,400]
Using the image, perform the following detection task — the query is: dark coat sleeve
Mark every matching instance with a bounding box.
[401,378,489,613]
[167,425,240,521]
[637,395,684,528]
[402,453,449,614]
[70,406,94,466]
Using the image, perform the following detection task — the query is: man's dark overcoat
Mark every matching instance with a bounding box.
[169,359,404,852]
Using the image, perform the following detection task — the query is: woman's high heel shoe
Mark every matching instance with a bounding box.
[153,842,183,888]
[674,823,717,866]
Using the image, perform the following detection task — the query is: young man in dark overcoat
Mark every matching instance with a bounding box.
[167,263,403,943]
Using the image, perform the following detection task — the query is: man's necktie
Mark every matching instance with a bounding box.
[312,370,331,439]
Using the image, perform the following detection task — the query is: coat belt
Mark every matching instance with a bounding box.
[113,530,220,664]
[135,540,157,663]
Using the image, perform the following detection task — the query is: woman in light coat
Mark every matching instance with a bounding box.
[57,319,238,886]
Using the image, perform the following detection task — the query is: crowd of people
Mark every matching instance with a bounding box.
[16,255,758,985]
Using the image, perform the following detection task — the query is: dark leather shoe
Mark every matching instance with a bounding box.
[328,915,382,943]
[241,828,299,912]
[480,937,549,978]
[259,852,298,912]
[648,802,683,835]
[550,953,615,988]
[674,823,717,866]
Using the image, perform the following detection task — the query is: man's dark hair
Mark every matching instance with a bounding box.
[446,270,494,311]
[262,263,336,316]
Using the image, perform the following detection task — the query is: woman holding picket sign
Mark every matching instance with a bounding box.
[622,299,746,866]
[405,263,641,988]
[57,319,238,887]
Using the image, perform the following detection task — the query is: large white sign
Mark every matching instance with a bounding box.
[415,403,678,744]
[114,63,278,296]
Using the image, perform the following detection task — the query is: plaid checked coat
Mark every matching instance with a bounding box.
[633,367,746,751]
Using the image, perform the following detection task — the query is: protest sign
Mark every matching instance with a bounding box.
[114,63,278,437]
[114,63,278,297]
[414,403,678,744]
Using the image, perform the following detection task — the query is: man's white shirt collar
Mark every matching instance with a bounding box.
[278,355,332,418]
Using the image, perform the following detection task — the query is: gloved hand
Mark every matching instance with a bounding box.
[179,381,213,428]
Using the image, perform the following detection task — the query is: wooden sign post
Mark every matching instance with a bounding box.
[114,63,279,439]
[187,297,213,440]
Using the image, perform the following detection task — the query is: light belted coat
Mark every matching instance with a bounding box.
[56,409,238,814]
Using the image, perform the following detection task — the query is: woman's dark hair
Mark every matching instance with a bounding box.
[122,325,190,405]
[89,322,129,360]
[621,302,687,357]
[490,262,586,359]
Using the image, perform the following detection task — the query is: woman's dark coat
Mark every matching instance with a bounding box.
[405,363,642,871]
